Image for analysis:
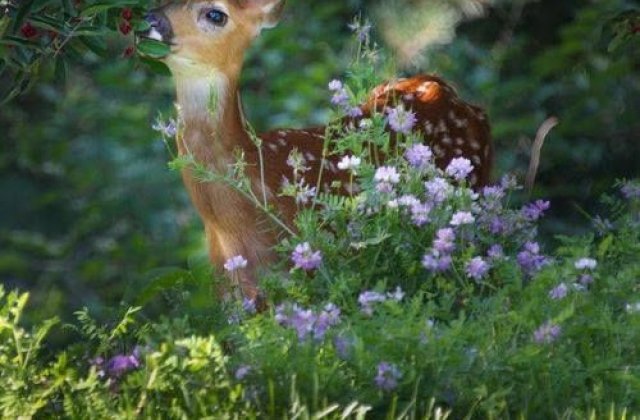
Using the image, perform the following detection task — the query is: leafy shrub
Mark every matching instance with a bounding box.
[2,29,640,418]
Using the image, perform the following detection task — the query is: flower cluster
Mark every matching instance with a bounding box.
[386,105,417,135]
[404,144,433,170]
[445,157,474,181]
[358,287,404,315]
[224,255,248,272]
[328,79,362,117]
[621,181,640,200]
[375,362,402,391]
[337,155,362,172]
[533,322,562,344]
[575,257,597,285]
[91,348,142,380]
[374,166,400,193]
[517,242,549,276]
[465,257,490,281]
[276,303,341,341]
[291,242,323,271]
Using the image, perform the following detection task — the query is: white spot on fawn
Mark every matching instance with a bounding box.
[424,121,434,135]
[433,144,445,157]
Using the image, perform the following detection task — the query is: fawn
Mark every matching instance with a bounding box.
[140,0,492,300]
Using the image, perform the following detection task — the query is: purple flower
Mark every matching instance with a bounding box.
[386,286,405,301]
[488,216,507,235]
[106,353,140,378]
[465,257,490,281]
[358,291,387,315]
[334,336,351,359]
[331,90,349,106]
[276,303,341,341]
[517,242,548,276]
[482,186,505,200]
[375,362,401,391]
[348,19,372,42]
[398,194,420,207]
[328,79,343,91]
[314,303,341,339]
[422,251,452,273]
[549,283,568,300]
[291,242,323,271]
[295,181,317,205]
[445,157,474,181]
[152,117,177,137]
[574,258,597,270]
[500,174,520,190]
[224,255,248,272]
[410,202,431,226]
[450,211,475,226]
[404,144,433,169]
[289,305,317,341]
[337,155,362,172]
[578,274,594,286]
[424,177,452,204]
[386,105,417,134]
[433,228,456,254]
[487,244,504,260]
[243,298,256,314]
[521,200,550,221]
[533,322,562,344]
[374,166,400,184]
[347,106,363,117]
[275,304,289,325]
[621,181,640,200]
[235,365,251,380]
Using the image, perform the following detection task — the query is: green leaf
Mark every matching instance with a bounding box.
[79,36,107,57]
[11,0,36,32]
[136,38,171,59]
[80,1,138,17]
[139,57,171,76]
[133,268,191,306]
[54,56,67,85]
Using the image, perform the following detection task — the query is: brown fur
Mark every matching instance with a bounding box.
[151,1,492,299]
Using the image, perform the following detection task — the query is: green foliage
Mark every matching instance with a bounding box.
[1,1,640,417]
[0,186,639,417]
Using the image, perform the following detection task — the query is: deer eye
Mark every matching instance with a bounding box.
[205,9,228,27]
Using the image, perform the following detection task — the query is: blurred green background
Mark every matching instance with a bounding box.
[1,0,639,325]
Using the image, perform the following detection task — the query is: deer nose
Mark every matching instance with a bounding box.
[140,10,173,43]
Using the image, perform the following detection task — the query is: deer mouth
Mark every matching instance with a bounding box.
[135,10,175,57]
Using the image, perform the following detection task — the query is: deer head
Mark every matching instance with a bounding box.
[142,0,286,79]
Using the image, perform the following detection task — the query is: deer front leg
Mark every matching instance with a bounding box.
[204,224,268,302]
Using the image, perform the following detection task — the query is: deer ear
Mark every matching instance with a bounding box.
[240,0,286,30]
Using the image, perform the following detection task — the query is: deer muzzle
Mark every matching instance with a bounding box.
[139,10,174,44]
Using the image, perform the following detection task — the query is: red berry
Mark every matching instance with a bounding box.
[121,8,133,21]
[119,21,132,35]
[123,46,135,58]
[632,24,640,34]
[20,22,38,39]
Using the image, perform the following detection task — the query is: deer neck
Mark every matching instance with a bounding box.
[174,71,250,171]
